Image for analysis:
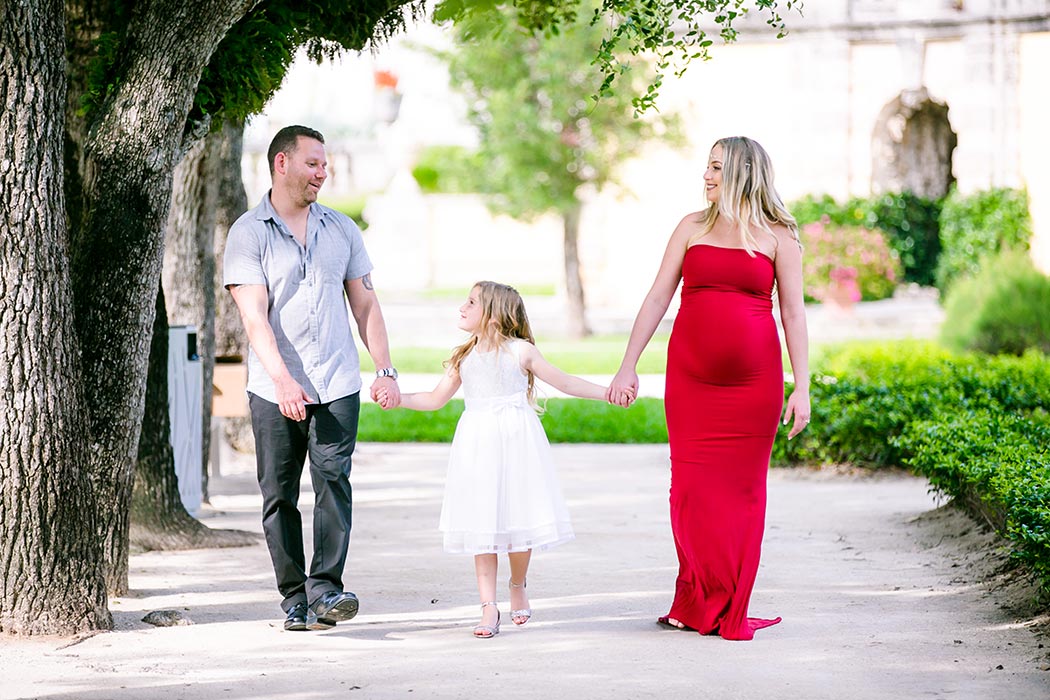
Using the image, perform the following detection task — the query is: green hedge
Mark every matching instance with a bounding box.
[791,192,941,286]
[776,344,1050,465]
[941,247,1050,355]
[869,192,942,287]
[791,188,1034,293]
[896,409,1050,587]
[935,186,1032,292]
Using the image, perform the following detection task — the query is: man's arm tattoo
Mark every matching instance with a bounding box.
[362,273,374,291]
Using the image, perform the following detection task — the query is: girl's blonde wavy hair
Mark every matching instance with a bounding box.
[446,281,538,404]
[689,136,801,254]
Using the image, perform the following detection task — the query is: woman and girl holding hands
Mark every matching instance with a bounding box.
[376,135,811,640]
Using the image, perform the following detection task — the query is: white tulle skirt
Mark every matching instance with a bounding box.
[439,392,575,554]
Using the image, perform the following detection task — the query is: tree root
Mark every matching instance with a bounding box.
[130,521,258,552]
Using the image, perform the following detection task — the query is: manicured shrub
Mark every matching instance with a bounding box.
[777,344,1050,466]
[800,219,900,303]
[772,343,964,467]
[941,248,1050,355]
[896,409,1050,587]
[869,192,942,287]
[791,193,869,228]
[791,192,942,286]
[936,186,1032,292]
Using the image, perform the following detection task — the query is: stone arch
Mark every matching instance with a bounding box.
[871,87,957,199]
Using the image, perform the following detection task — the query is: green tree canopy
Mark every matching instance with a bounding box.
[437,4,682,335]
[436,0,803,113]
[444,4,680,217]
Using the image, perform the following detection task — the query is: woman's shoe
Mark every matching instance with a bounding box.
[657,615,691,631]
[509,579,531,626]
[473,601,500,638]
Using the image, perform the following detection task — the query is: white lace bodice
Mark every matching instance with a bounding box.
[459,341,529,399]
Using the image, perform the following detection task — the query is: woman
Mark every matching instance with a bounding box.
[608,136,810,640]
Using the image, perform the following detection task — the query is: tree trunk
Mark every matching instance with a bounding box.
[0,0,110,634]
[213,120,250,360]
[131,290,257,551]
[68,0,260,595]
[163,137,219,501]
[562,203,591,338]
[61,3,103,249]
[210,121,256,454]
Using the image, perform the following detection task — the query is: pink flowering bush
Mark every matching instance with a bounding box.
[828,266,862,305]
[801,218,900,303]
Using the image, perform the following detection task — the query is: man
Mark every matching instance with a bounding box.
[224,125,401,631]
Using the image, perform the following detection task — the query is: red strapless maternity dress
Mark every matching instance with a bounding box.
[662,244,783,640]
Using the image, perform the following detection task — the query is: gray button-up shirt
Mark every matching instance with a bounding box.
[223,193,373,404]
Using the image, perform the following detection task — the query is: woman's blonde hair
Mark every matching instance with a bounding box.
[446,281,538,402]
[690,136,801,254]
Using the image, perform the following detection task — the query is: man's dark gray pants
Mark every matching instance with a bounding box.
[248,392,359,613]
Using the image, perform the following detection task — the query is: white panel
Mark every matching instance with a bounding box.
[167,326,203,515]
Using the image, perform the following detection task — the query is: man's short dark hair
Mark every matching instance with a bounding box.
[268,125,325,176]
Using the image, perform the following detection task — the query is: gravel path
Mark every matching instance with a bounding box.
[1,442,1046,699]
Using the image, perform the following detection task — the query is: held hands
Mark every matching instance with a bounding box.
[782,388,811,440]
[371,376,401,410]
[605,368,639,408]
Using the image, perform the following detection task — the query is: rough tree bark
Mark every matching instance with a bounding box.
[67,0,259,595]
[212,121,250,361]
[210,121,255,454]
[163,137,219,501]
[562,202,591,338]
[131,290,256,551]
[0,0,110,634]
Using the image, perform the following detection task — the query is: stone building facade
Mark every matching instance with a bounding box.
[725,0,1049,204]
[575,0,1050,308]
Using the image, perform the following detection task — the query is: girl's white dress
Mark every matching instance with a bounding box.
[439,340,575,554]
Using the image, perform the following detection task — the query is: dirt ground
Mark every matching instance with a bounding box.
[1,442,1048,700]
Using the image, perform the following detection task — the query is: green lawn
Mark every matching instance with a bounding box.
[359,333,671,374]
[358,397,668,443]
[360,333,871,376]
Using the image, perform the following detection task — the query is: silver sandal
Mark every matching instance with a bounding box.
[509,579,531,626]
[473,601,500,638]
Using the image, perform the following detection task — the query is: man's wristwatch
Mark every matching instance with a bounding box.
[375,367,398,380]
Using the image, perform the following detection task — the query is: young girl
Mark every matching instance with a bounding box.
[376,281,623,638]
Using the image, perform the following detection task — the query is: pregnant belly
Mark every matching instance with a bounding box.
[668,306,781,385]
